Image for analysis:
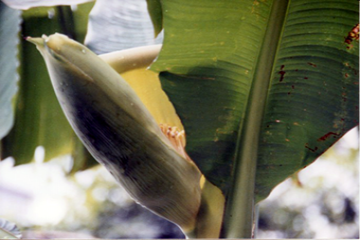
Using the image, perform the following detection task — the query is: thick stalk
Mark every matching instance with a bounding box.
[221,0,289,238]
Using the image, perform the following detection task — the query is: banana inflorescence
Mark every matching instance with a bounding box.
[28,33,225,238]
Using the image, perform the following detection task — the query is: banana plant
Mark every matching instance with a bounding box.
[2,0,359,238]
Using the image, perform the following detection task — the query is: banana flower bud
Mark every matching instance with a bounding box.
[27,33,202,234]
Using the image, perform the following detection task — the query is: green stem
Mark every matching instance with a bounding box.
[221,0,289,238]
[57,6,77,40]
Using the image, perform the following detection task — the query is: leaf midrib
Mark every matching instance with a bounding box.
[221,0,291,238]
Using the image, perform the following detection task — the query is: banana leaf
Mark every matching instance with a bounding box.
[148,0,359,202]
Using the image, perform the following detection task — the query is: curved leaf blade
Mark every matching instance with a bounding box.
[146,0,163,37]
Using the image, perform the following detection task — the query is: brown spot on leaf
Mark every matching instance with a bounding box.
[305,143,318,152]
[345,23,359,45]
[317,132,339,141]
[278,65,286,82]
[307,62,317,67]
[342,92,347,102]
[304,77,308,79]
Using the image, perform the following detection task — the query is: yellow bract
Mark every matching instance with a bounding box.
[99,46,184,133]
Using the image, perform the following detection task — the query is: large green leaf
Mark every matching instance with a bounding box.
[0,2,21,140]
[150,0,359,202]
[151,0,274,194]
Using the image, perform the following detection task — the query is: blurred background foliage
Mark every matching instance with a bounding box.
[1,1,99,172]
[0,128,358,238]
[0,0,358,239]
